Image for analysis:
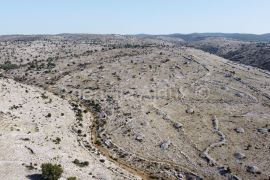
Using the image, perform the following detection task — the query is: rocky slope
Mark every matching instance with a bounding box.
[189,39,270,71]
[0,35,270,179]
[0,78,139,180]
[139,34,270,71]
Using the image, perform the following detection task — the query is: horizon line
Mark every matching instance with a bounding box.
[0,32,270,36]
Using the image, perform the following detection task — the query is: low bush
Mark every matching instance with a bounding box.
[41,163,63,180]
[67,177,77,180]
[72,159,89,167]
[0,61,18,70]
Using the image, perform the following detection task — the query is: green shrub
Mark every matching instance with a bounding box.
[67,177,77,180]
[52,137,61,144]
[41,163,63,180]
[72,159,89,167]
[0,61,18,70]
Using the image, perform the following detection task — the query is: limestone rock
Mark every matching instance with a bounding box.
[246,165,260,174]
[173,122,183,129]
[160,140,171,150]
[257,128,269,135]
[235,127,245,133]
[234,152,246,160]
[235,92,244,97]
[186,108,194,114]
[104,139,112,148]
[135,134,145,142]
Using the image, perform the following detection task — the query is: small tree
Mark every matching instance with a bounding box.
[41,163,63,180]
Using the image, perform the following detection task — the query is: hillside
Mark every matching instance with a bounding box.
[138,33,270,71]
[188,39,270,71]
[0,35,270,179]
[0,78,138,180]
[163,33,270,42]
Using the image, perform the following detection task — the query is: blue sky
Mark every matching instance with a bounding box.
[0,0,269,35]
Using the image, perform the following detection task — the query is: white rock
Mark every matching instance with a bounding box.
[221,86,229,91]
[160,140,171,150]
[246,165,260,174]
[257,128,269,134]
[104,139,112,148]
[234,152,246,160]
[186,108,194,114]
[141,121,149,127]
[174,122,183,129]
[225,73,232,78]
[135,134,144,142]
[235,92,243,97]
[235,127,245,133]
[175,172,184,179]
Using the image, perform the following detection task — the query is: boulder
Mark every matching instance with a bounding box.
[174,122,183,129]
[234,77,242,81]
[135,134,145,142]
[235,127,245,133]
[160,140,171,150]
[186,108,194,114]
[246,165,260,174]
[234,152,246,160]
[225,73,232,78]
[104,139,112,148]
[257,128,269,135]
[235,92,244,97]
[221,86,229,91]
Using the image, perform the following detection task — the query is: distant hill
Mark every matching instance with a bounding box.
[1,33,270,71]
[149,33,270,42]
[2,33,270,43]
[141,33,270,71]
[162,33,270,42]
[189,39,270,71]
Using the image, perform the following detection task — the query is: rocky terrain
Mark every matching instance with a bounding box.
[0,34,270,180]
[0,78,139,180]
[141,33,270,71]
[161,33,270,42]
[188,38,270,71]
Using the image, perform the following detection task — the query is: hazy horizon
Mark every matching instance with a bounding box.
[1,0,270,35]
[1,32,270,36]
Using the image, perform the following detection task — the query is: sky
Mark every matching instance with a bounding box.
[0,0,269,35]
